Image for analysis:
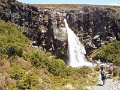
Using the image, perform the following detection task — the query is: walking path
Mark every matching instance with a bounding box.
[92,75,120,90]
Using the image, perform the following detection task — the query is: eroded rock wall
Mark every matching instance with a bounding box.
[66,6,120,55]
[0,0,68,59]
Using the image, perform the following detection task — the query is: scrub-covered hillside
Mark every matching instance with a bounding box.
[90,41,120,65]
[0,20,97,90]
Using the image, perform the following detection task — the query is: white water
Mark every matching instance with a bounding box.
[64,19,92,67]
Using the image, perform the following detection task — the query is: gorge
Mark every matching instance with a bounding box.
[0,0,120,63]
[0,0,120,89]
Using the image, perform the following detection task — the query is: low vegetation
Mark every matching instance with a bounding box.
[0,20,97,90]
[90,41,120,80]
[90,41,120,65]
[0,20,29,57]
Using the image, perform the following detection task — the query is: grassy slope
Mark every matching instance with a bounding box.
[90,41,120,64]
[0,20,97,90]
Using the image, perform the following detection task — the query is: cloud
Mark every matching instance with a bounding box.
[93,2,120,6]
[108,3,119,6]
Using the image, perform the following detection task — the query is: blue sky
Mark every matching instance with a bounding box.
[17,0,120,6]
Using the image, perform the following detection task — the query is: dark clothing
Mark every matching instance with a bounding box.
[101,75,106,80]
[101,70,107,85]
[101,70,107,80]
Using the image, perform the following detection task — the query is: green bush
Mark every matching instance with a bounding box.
[61,66,92,77]
[10,66,25,80]
[25,51,50,68]
[17,72,39,90]
[7,85,18,90]
[90,41,120,64]
[47,63,92,77]
[79,66,92,76]
[7,46,23,57]
[62,67,79,76]
[47,59,66,76]
[0,20,29,57]
[24,49,66,76]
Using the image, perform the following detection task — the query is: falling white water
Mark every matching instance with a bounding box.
[64,19,92,67]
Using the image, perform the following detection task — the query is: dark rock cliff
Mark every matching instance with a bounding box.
[0,0,120,60]
[66,6,120,55]
[0,0,68,59]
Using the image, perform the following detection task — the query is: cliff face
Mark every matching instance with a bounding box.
[0,0,120,59]
[0,0,68,59]
[66,6,120,55]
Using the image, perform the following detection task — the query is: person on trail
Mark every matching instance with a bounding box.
[100,65,107,85]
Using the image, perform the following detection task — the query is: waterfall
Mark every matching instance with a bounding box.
[64,19,92,67]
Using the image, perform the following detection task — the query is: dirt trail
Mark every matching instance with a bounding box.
[92,75,120,90]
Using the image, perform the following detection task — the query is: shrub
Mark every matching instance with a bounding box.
[78,66,92,77]
[47,59,66,76]
[6,85,18,90]
[23,47,66,76]
[90,41,120,64]
[61,66,93,77]
[11,57,32,70]
[25,51,50,68]
[94,65,100,71]
[10,66,25,80]
[0,20,29,57]
[61,67,79,76]
[0,55,11,73]
[17,72,39,90]
[7,46,23,57]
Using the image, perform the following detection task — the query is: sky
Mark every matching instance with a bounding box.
[17,0,120,6]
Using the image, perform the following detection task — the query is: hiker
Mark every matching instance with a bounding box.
[100,65,107,85]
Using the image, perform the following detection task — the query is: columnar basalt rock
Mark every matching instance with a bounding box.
[0,0,120,59]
